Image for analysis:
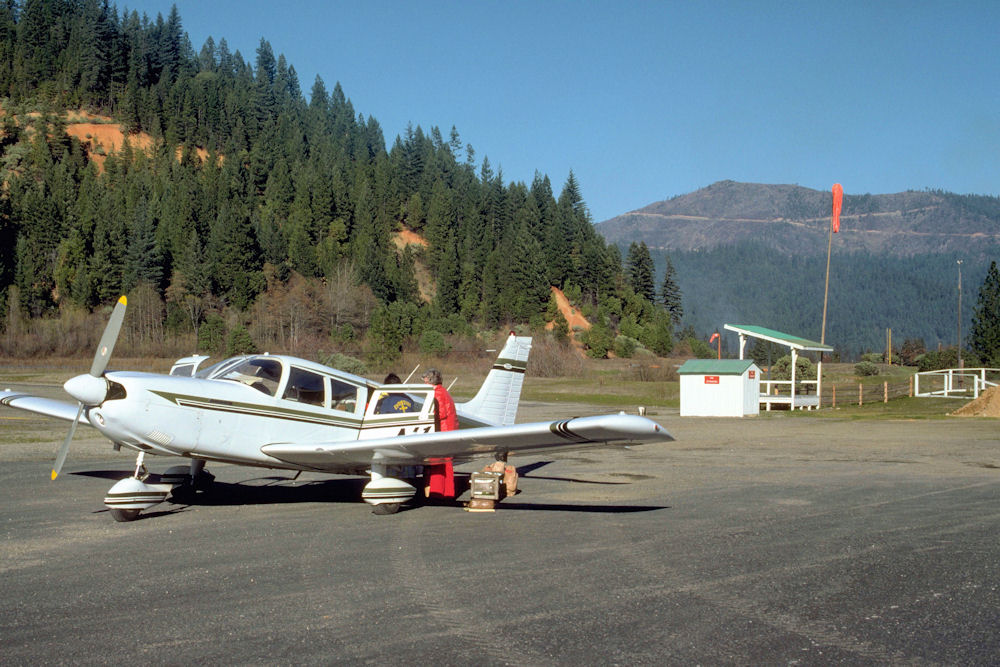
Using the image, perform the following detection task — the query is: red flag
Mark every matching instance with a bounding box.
[709,332,719,343]
[832,183,843,233]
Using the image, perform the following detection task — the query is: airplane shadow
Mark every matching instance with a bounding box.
[495,503,667,513]
[515,460,631,485]
[74,465,665,515]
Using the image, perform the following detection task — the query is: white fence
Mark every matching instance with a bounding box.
[760,379,819,410]
[914,368,1000,399]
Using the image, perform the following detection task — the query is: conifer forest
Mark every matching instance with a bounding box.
[0,0,676,364]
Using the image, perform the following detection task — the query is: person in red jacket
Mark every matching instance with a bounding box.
[422,368,455,498]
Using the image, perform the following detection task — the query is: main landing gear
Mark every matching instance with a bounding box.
[103,454,213,522]
[361,461,416,515]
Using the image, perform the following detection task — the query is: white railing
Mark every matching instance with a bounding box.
[914,368,1000,399]
[760,379,820,410]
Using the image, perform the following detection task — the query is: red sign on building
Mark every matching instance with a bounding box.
[749,370,755,379]
[704,375,720,384]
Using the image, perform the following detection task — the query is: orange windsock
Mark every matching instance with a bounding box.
[832,183,843,233]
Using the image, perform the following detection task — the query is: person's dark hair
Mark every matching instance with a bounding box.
[383,373,401,384]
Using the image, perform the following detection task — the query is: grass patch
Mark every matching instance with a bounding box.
[787,396,970,420]
[522,376,679,408]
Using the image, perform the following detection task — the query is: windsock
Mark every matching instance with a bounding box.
[832,183,843,233]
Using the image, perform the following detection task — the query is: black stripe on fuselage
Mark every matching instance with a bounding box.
[549,419,589,442]
[491,359,527,373]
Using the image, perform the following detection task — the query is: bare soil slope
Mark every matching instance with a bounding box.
[952,386,1000,418]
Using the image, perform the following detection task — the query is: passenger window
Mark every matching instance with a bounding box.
[374,391,415,415]
[330,379,358,413]
[283,368,327,407]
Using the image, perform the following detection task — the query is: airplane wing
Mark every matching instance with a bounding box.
[0,390,91,425]
[261,413,673,470]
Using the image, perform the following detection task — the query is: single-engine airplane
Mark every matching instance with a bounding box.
[0,296,674,521]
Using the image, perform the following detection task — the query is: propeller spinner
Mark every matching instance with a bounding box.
[52,295,127,480]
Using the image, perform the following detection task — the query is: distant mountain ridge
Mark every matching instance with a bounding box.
[597,181,1000,258]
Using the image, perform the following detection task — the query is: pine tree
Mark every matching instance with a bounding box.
[659,255,683,326]
[626,241,655,303]
[970,261,1000,366]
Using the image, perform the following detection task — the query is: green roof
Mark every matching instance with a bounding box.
[677,359,758,375]
[724,324,833,352]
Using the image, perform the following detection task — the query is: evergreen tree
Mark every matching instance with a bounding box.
[207,204,264,310]
[626,241,655,303]
[970,261,1000,366]
[659,255,683,326]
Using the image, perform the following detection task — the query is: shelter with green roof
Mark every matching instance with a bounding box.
[723,324,834,411]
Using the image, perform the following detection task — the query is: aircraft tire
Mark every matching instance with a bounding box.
[371,502,401,515]
[110,508,140,522]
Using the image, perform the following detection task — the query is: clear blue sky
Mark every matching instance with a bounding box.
[125,0,1000,223]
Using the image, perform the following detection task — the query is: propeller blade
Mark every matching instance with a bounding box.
[90,295,127,377]
[52,402,84,480]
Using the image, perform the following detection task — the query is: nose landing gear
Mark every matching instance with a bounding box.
[104,454,213,522]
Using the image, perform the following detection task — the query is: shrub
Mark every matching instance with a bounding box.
[916,347,980,371]
[225,324,257,356]
[581,320,614,358]
[198,313,226,355]
[330,323,355,345]
[529,335,585,377]
[613,335,638,358]
[854,360,879,376]
[771,354,817,380]
[418,329,451,357]
[319,351,367,376]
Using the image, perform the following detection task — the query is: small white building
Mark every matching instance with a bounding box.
[678,359,761,417]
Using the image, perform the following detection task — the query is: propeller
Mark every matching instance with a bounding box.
[52,295,127,480]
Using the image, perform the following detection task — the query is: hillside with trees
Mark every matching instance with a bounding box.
[0,0,673,366]
[599,180,1000,258]
[599,181,999,356]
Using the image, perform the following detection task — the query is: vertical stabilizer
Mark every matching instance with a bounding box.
[459,334,532,426]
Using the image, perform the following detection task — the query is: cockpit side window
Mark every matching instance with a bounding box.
[283,367,327,407]
[330,378,358,413]
[218,357,283,396]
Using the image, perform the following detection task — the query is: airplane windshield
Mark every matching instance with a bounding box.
[216,357,283,396]
[196,357,245,379]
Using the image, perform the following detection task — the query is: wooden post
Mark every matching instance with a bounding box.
[883,381,888,403]
[909,375,914,397]
[832,384,836,408]
[859,383,863,406]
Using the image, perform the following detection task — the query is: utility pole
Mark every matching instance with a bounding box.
[957,259,963,370]
[821,184,843,350]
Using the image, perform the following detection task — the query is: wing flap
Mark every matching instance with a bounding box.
[261,413,673,469]
[0,390,90,425]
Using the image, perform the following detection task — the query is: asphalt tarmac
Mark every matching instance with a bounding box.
[1,399,999,665]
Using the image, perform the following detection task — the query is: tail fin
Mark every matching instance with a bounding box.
[459,334,531,426]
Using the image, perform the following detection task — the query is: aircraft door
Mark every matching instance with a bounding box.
[360,387,436,440]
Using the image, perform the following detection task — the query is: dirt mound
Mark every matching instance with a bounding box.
[952,385,1000,417]
[391,229,433,302]
[393,228,428,248]
[548,287,590,332]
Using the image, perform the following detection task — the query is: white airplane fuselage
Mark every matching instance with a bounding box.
[87,357,450,471]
